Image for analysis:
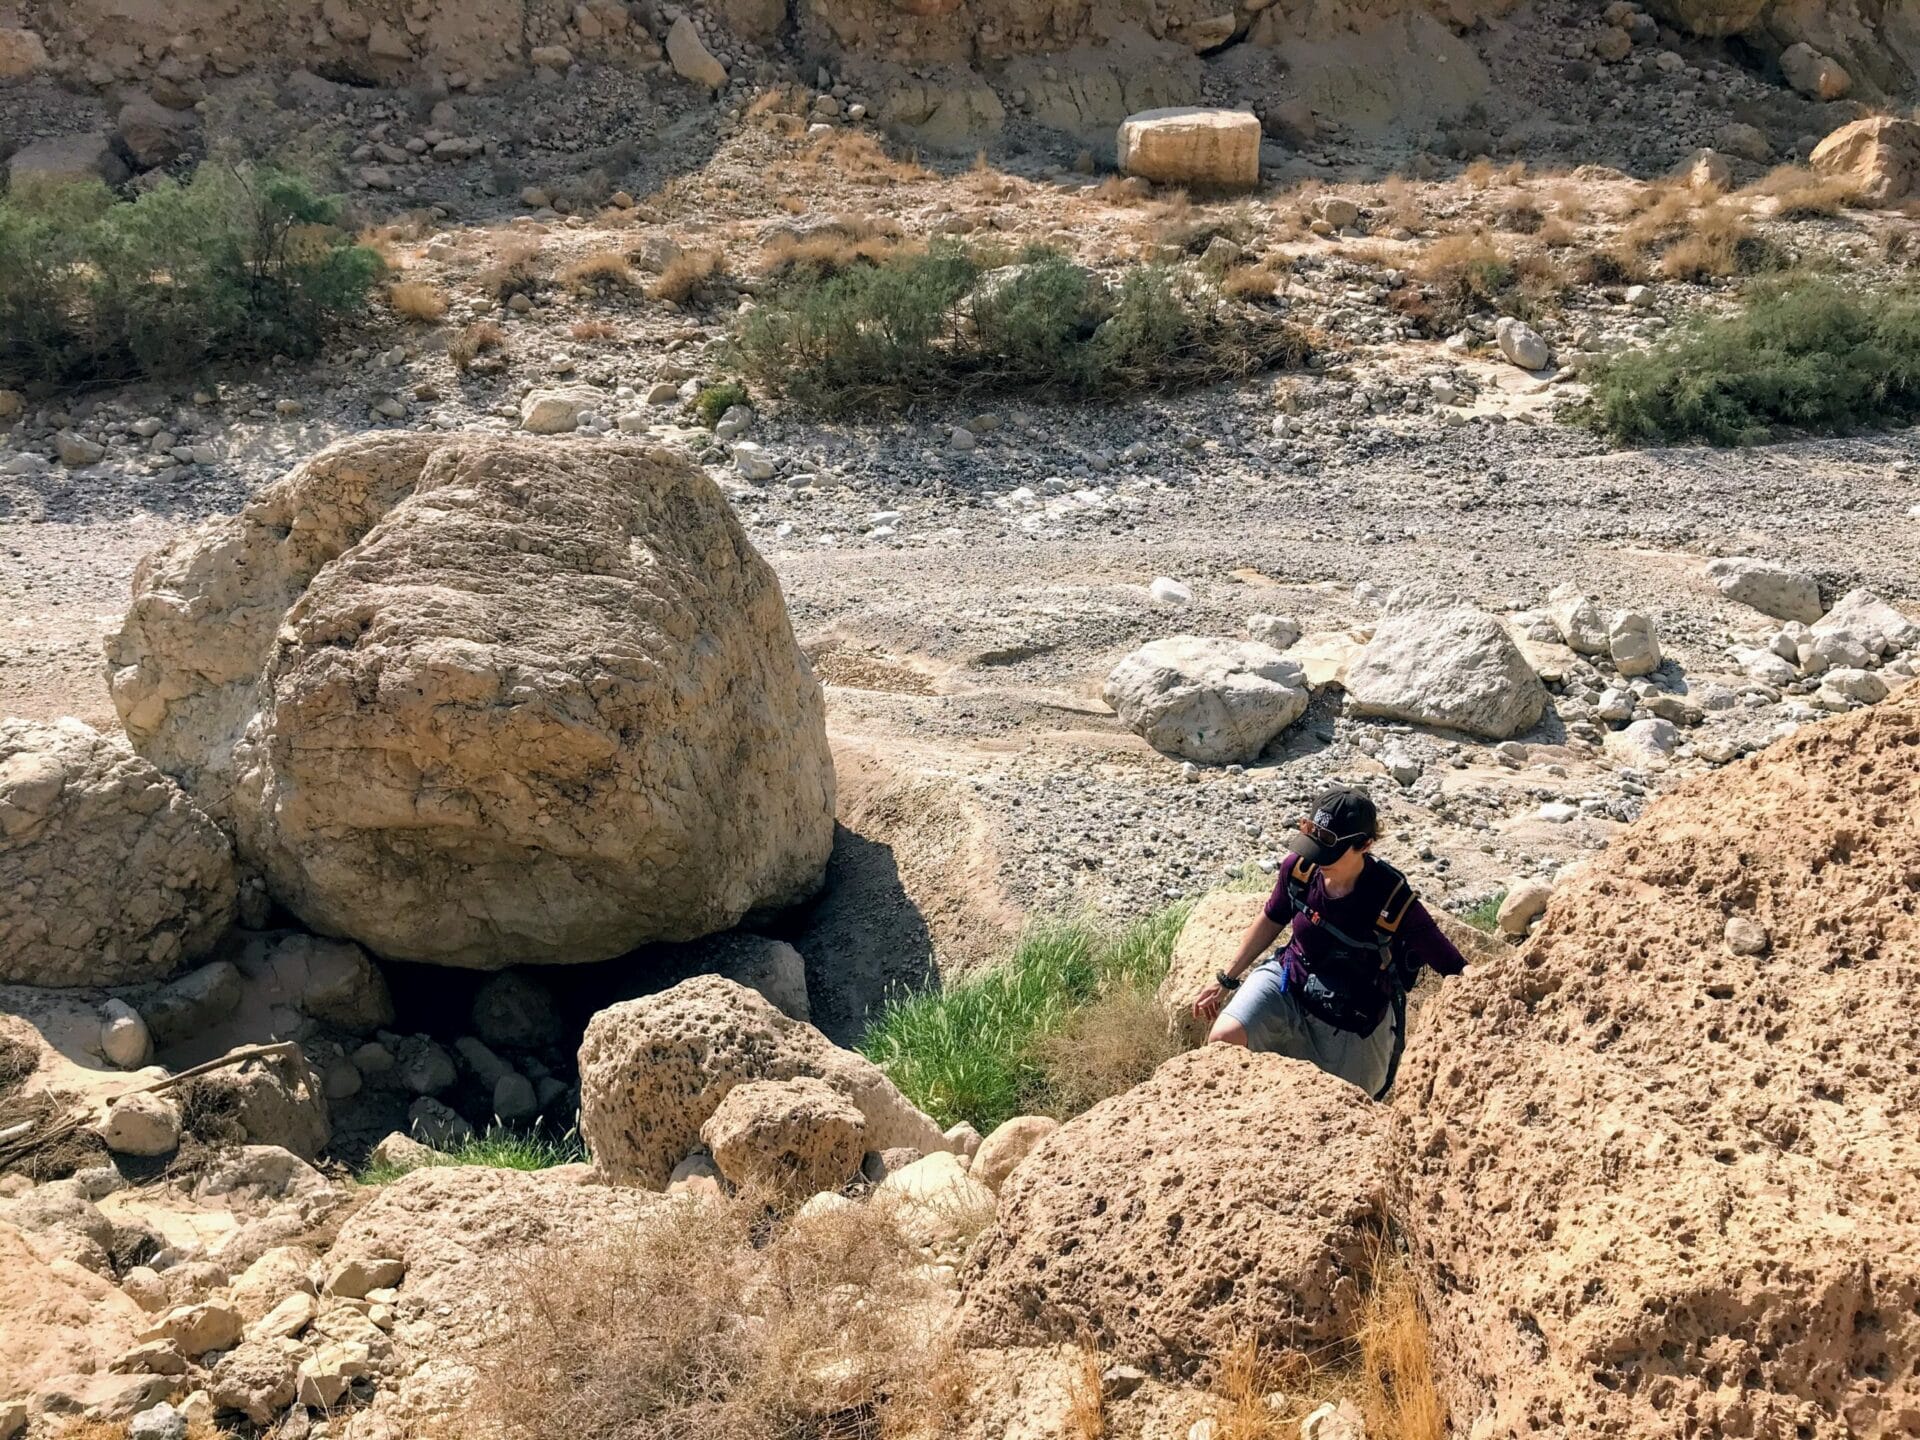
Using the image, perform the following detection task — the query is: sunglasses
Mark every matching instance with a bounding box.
[1298,817,1370,849]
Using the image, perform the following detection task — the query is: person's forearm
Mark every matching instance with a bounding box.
[1225,915,1284,979]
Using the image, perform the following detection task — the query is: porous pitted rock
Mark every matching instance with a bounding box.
[1810,115,1920,204]
[1343,608,1547,739]
[699,1075,866,1196]
[1706,557,1822,623]
[578,976,948,1189]
[97,1093,182,1157]
[105,433,835,968]
[1116,107,1260,189]
[1103,637,1309,764]
[1396,684,1920,1439]
[207,1340,296,1424]
[0,717,234,986]
[970,1115,1059,1192]
[960,1045,1397,1375]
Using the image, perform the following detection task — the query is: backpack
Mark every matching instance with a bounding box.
[1282,853,1417,1099]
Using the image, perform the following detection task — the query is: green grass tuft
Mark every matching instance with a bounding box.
[1461,891,1506,935]
[357,1125,586,1185]
[1580,275,1920,445]
[858,903,1192,1133]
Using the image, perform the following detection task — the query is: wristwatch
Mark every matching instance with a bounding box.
[1216,970,1241,991]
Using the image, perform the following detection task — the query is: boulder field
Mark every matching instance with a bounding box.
[105,432,835,968]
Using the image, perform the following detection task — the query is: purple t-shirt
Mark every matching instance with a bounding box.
[1262,858,1466,1024]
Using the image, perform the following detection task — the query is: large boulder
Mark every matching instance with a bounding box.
[105,434,835,967]
[0,717,235,987]
[1343,608,1547,739]
[578,976,949,1189]
[0,1221,145,1403]
[1155,890,1263,1047]
[1706,557,1822,624]
[1814,587,1918,653]
[1810,115,1920,205]
[1116,107,1260,189]
[1397,685,1920,1439]
[959,1045,1397,1375]
[1103,637,1309,765]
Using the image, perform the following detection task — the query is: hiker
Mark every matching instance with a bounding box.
[1191,786,1466,1099]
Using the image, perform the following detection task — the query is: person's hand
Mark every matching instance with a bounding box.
[1193,982,1228,1023]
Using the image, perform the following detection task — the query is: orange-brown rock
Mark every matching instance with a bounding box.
[1397,680,1920,1439]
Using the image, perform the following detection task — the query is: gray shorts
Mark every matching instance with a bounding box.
[1218,960,1399,1098]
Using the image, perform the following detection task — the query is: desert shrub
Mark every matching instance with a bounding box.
[0,168,380,389]
[559,250,639,293]
[1408,233,1518,330]
[647,247,724,303]
[734,245,1307,415]
[478,238,545,300]
[1496,199,1544,234]
[464,1190,963,1440]
[860,902,1191,1133]
[1091,174,1154,206]
[693,379,749,427]
[759,213,909,280]
[1566,243,1648,287]
[570,318,618,341]
[0,1032,38,1100]
[1742,165,1865,220]
[1222,263,1281,299]
[448,319,506,371]
[388,280,447,321]
[1582,276,1920,444]
[357,1126,585,1185]
[799,129,932,186]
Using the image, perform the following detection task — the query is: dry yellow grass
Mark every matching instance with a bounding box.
[1538,216,1579,248]
[1742,164,1866,219]
[646,247,723,303]
[388,281,448,322]
[463,1190,966,1440]
[1379,174,1426,233]
[477,237,545,300]
[1546,182,1588,223]
[448,318,506,371]
[1656,202,1774,279]
[1090,174,1154,207]
[1067,1345,1108,1440]
[1222,264,1281,300]
[570,318,618,341]
[800,129,932,186]
[558,250,639,293]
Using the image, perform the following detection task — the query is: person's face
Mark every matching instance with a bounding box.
[1323,839,1371,883]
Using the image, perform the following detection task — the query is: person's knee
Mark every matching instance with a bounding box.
[1208,1017,1250,1048]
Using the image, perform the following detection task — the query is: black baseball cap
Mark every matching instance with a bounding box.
[1289,786,1379,864]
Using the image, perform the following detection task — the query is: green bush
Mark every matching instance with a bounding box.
[692,378,750,428]
[858,902,1192,1133]
[0,167,381,389]
[1582,277,1920,445]
[732,243,1307,415]
[1461,891,1506,935]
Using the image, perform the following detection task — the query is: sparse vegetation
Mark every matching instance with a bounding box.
[570,318,619,341]
[759,213,909,280]
[799,129,932,187]
[859,901,1191,1133]
[647,246,724,304]
[464,1189,964,1440]
[1405,232,1561,330]
[1461,891,1506,934]
[478,237,546,300]
[693,379,750,427]
[448,318,506,371]
[1583,276,1920,445]
[733,244,1309,416]
[356,1126,586,1185]
[559,250,640,293]
[388,280,449,322]
[1743,165,1866,220]
[0,168,380,389]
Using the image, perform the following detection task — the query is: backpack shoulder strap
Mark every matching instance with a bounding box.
[1369,859,1416,938]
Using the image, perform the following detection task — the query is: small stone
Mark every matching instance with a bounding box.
[1724,916,1770,956]
[129,1401,186,1440]
[326,1256,405,1300]
[1148,576,1192,606]
[97,1092,182,1157]
[55,430,107,466]
[1102,1363,1148,1400]
[733,442,776,480]
[1301,1398,1366,1440]
[1246,613,1301,651]
[1608,610,1662,677]
[1495,317,1550,370]
[100,998,152,1069]
[949,426,976,451]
